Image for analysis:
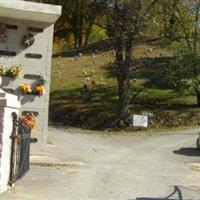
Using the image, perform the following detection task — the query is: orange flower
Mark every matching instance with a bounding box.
[20,83,31,94]
[21,114,36,129]
[35,85,45,95]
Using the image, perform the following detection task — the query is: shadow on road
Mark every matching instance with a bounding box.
[173,148,200,157]
[128,186,183,200]
[135,199,177,200]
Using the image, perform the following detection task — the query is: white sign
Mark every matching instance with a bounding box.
[133,115,148,128]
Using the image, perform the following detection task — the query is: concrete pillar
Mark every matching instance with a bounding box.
[0,89,20,194]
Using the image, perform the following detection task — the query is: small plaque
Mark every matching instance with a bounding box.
[25,53,42,59]
[22,111,39,116]
[0,51,16,56]
[6,24,18,30]
[28,27,43,33]
[24,74,41,80]
[133,115,148,128]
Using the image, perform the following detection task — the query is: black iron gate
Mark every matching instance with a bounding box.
[9,112,32,185]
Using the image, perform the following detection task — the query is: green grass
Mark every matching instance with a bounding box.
[50,44,200,130]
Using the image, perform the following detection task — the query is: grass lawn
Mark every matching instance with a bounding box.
[49,44,200,130]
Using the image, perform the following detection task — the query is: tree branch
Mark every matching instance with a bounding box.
[175,5,193,53]
[193,0,200,55]
[94,22,107,30]
[142,0,160,19]
[140,36,187,43]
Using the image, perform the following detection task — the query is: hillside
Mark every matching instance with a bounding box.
[49,44,200,130]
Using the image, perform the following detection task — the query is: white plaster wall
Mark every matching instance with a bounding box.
[0,92,20,194]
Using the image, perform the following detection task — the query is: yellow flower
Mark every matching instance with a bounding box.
[0,66,5,76]
[20,83,31,94]
[9,65,23,77]
[35,85,45,95]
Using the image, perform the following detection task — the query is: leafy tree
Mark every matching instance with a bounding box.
[40,0,108,48]
[166,0,200,106]
[105,0,159,127]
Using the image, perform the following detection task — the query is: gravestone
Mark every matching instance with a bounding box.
[0,0,61,154]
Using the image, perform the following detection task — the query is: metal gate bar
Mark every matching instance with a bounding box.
[9,112,31,185]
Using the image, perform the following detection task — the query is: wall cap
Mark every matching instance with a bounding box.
[0,0,62,23]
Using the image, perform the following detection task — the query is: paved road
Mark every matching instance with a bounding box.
[2,127,200,200]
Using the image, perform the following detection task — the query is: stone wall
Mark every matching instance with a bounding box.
[0,1,61,154]
[0,18,54,154]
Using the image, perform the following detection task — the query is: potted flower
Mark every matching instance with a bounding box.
[21,112,36,129]
[0,65,5,76]
[5,65,23,78]
[35,84,45,95]
[20,83,32,94]
[34,75,46,95]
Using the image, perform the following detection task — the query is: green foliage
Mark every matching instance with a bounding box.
[43,0,109,47]
[165,0,200,105]
[167,47,200,91]
[89,25,108,43]
[186,76,200,93]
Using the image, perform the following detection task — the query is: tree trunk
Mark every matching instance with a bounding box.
[84,24,93,46]
[78,21,83,47]
[72,15,79,49]
[73,0,81,48]
[115,35,132,127]
[78,0,84,47]
[73,29,79,48]
[117,71,131,127]
[77,0,84,47]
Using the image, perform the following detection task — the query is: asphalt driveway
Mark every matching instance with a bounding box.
[2,127,200,200]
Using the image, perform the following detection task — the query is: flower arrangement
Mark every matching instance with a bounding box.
[0,65,5,76]
[5,65,23,78]
[21,112,37,129]
[20,75,46,96]
[20,83,32,94]
[0,65,23,78]
[35,75,46,95]
[20,83,45,96]
[35,84,45,95]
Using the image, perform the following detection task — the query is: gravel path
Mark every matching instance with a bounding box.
[2,127,200,200]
